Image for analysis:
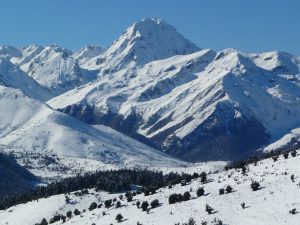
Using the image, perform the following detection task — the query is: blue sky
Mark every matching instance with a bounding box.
[0,0,299,55]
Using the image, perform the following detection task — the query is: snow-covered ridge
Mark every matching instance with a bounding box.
[0,86,186,180]
[82,18,200,72]
[48,47,300,161]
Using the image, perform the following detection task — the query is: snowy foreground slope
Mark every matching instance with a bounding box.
[0,86,187,180]
[1,150,299,225]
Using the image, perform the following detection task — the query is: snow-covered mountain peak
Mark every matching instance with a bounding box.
[251,51,300,75]
[83,18,200,72]
[0,58,51,100]
[72,45,104,64]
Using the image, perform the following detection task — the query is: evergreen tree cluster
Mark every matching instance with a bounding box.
[0,169,197,210]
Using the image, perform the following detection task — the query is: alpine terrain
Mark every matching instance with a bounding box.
[0,17,299,225]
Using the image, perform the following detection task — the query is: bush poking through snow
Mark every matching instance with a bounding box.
[200,172,207,183]
[136,201,141,208]
[289,208,297,215]
[66,210,72,218]
[196,187,205,197]
[74,208,80,215]
[40,218,48,225]
[226,185,233,193]
[116,201,121,208]
[241,202,246,209]
[251,181,260,191]
[105,199,113,208]
[116,213,123,222]
[141,201,149,211]
[219,188,225,195]
[183,191,191,201]
[151,199,159,208]
[89,202,97,211]
[205,204,214,214]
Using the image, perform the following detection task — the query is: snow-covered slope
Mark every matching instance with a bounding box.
[72,45,104,65]
[1,149,299,225]
[0,86,186,180]
[0,57,51,101]
[48,48,300,162]
[10,45,98,96]
[82,18,200,72]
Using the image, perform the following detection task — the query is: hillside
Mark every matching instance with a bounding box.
[0,153,37,197]
[0,86,186,180]
[1,149,299,225]
[48,47,300,162]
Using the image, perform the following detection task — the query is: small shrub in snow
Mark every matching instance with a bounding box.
[141,201,149,211]
[60,215,66,223]
[289,208,297,215]
[226,185,233,193]
[192,172,199,179]
[196,187,205,197]
[66,210,72,218]
[183,191,191,201]
[89,202,97,211]
[151,199,159,208]
[291,175,295,182]
[169,193,179,204]
[104,199,112,208]
[74,208,80,215]
[205,204,214,214]
[116,201,121,208]
[283,152,289,159]
[187,218,196,225]
[291,150,297,157]
[241,202,246,209]
[272,156,278,162]
[40,218,48,225]
[127,195,133,202]
[116,213,123,222]
[200,172,207,183]
[136,201,141,208]
[49,214,60,224]
[241,166,247,175]
[251,181,260,191]
[219,188,225,195]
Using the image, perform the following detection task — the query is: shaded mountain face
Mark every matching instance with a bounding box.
[0,153,37,197]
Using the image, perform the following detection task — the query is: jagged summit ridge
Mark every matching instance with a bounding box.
[82,18,200,72]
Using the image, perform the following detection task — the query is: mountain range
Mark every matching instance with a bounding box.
[0,18,300,178]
